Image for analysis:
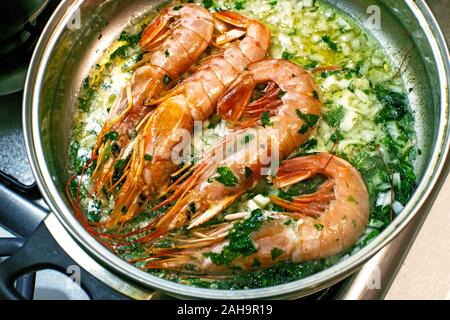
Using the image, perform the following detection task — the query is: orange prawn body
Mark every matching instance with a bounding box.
[108,11,271,227]
[90,4,215,197]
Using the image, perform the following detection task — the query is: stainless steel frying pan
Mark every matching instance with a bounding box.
[0,0,449,299]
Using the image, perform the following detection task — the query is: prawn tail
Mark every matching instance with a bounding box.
[270,155,336,218]
[217,72,255,121]
[217,76,284,129]
[213,11,251,29]
[139,7,177,52]
[213,11,252,48]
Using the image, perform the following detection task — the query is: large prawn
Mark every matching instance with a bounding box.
[145,153,369,273]
[89,4,215,196]
[116,59,323,247]
[106,11,271,228]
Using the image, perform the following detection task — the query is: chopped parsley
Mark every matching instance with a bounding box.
[320,69,340,78]
[296,110,319,127]
[201,0,214,9]
[234,1,245,10]
[144,154,153,161]
[112,158,128,185]
[252,258,261,268]
[304,61,319,69]
[103,131,119,142]
[204,209,264,267]
[118,31,142,45]
[214,167,239,187]
[321,35,338,51]
[296,109,319,134]
[301,138,318,151]
[314,223,324,231]
[163,74,171,85]
[271,248,284,261]
[241,134,254,145]
[260,111,273,127]
[374,85,407,123]
[164,50,170,57]
[348,195,359,204]
[245,167,253,179]
[281,51,295,60]
[312,90,319,99]
[324,105,345,128]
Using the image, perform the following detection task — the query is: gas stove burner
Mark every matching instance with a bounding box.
[0,0,60,96]
[0,27,39,96]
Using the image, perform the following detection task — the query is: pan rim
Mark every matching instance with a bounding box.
[23,0,450,299]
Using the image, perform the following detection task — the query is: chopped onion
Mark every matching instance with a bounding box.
[376,191,392,208]
[392,201,404,215]
[253,195,271,208]
[393,172,401,187]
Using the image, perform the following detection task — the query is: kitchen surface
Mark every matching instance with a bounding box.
[0,0,448,300]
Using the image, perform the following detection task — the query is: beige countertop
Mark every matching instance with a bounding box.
[386,173,450,299]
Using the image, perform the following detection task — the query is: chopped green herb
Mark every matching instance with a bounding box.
[214,167,239,187]
[278,90,286,99]
[188,203,197,216]
[361,229,380,246]
[320,70,340,78]
[296,109,319,134]
[348,195,359,204]
[269,0,278,7]
[118,31,142,45]
[103,131,119,142]
[374,85,407,123]
[234,1,245,10]
[245,167,253,179]
[296,109,319,127]
[304,61,319,69]
[164,50,170,57]
[87,200,102,223]
[173,5,183,10]
[241,134,254,145]
[260,111,273,127]
[163,74,171,85]
[271,248,284,260]
[330,130,344,143]
[301,138,318,150]
[110,142,120,157]
[281,51,294,60]
[204,209,264,267]
[110,45,128,59]
[113,158,128,183]
[298,124,309,134]
[312,90,319,99]
[202,0,214,9]
[321,35,338,51]
[252,258,261,267]
[144,154,153,161]
[314,223,324,231]
[324,105,345,128]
